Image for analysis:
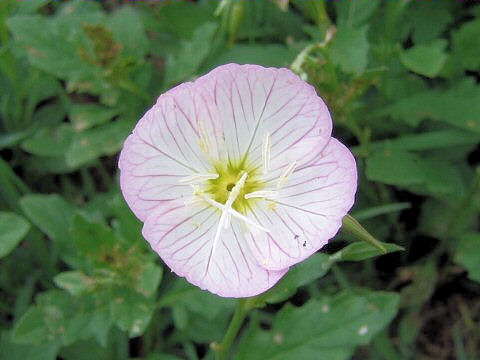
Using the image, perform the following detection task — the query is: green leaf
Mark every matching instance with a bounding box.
[138,262,163,297]
[237,291,400,360]
[342,215,386,254]
[54,271,92,296]
[366,149,429,186]
[334,0,381,28]
[65,120,132,167]
[452,19,480,71]
[400,39,447,78]
[376,80,480,132]
[454,233,480,283]
[62,300,112,347]
[0,211,30,258]
[110,288,155,337]
[331,242,404,262]
[352,202,411,221]
[409,2,452,44]
[68,104,119,132]
[21,125,75,158]
[365,130,480,153]
[107,6,149,58]
[213,44,296,68]
[11,307,47,345]
[260,253,332,304]
[0,331,59,360]
[71,213,116,259]
[366,148,464,197]
[19,194,75,259]
[6,13,103,86]
[12,290,73,346]
[165,22,217,86]
[330,25,369,75]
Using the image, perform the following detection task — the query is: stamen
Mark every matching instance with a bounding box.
[229,208,270,233]
[197,192,269,232]
[262,133,271,174]
[179,172,219,185]
[198,121,211,156]
[276,161,297,190]
[244,190,279,199]
[211,172,247,260]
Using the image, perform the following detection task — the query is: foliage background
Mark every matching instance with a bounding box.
[0,1,479,359]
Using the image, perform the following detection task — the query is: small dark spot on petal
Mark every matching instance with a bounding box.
[294,234,299,240]
[226,183,235,191]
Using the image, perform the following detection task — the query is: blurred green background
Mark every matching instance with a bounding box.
[0,1,479,359]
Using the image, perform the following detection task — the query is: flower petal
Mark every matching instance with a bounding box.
[196,64,332,165]
[119,82,224,221]
[245,138,357,270]
[142,199,287,297]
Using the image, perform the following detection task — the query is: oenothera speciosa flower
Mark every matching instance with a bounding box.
[119,64,357,297]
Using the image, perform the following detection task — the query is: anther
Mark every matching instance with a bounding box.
[244,190,279,199]
[262,133,271,174]
[179,172,219,185]
[198,121,211,156]
[277,161,297,190]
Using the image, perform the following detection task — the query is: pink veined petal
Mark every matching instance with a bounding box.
[244,138,357,271]
[196,64,332,165]
[142,198,288,298]
[119,82,224,222]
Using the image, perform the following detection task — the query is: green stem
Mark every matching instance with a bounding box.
[213,298,255,360]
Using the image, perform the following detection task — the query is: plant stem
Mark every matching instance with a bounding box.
[213,298,255,360]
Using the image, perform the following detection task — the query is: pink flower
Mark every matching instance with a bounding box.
[119,64,357,297]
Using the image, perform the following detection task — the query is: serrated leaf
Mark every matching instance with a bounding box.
[236,291,400,360]
[0,212,30,258]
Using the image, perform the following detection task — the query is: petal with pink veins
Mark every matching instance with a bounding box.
[244,138,357,271]
[119,82,224,221]
[142,198,288,298]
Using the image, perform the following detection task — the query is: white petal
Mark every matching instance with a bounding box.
[119,82,224,221]
[196,64,332,165]
[245,138,357,270]
[142,199,287,297]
